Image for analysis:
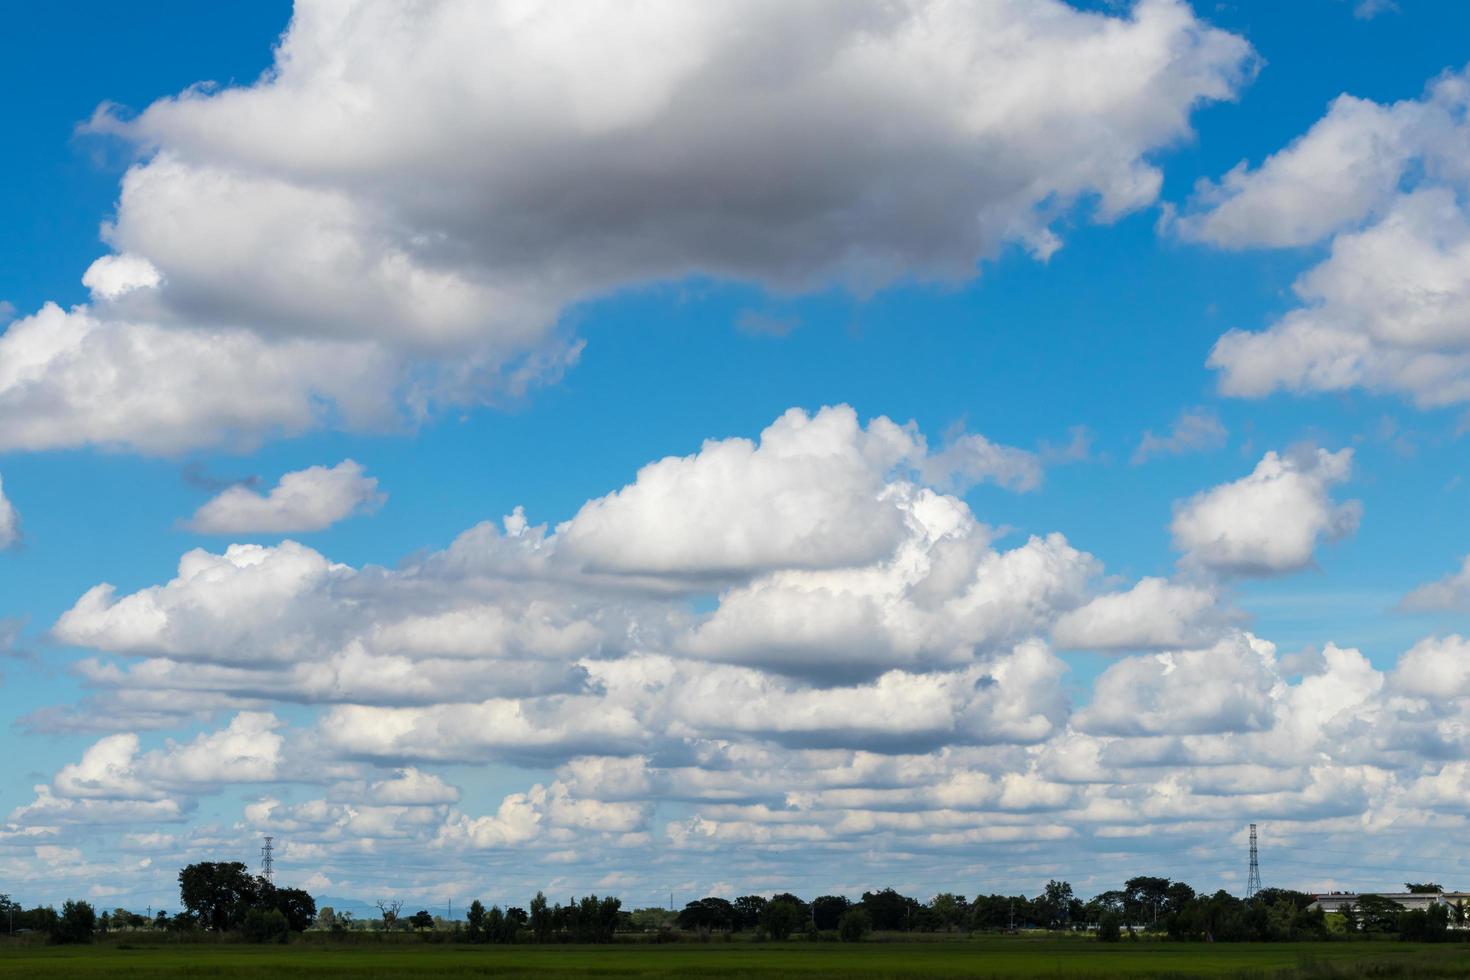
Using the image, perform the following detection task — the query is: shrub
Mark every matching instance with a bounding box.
[1098,911,1122,943]
[839,908,872,943]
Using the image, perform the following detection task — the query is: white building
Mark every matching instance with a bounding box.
[1310,891,1470,914]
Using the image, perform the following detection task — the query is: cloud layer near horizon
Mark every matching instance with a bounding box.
[7,405,1461,907]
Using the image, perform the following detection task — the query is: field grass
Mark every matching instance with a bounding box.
[4,936,1470,979]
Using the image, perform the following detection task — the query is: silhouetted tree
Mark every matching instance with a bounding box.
[839,907,872,942]
[812,895,850,931]
[733,895,767,931]
[54,900,96,945]
[179,863,258,932]
[760,899,803,940]
[466,899,486,941]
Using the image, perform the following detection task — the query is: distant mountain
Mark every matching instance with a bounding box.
[315,896,381,919]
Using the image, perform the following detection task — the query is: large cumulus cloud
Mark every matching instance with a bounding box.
[0,0,1253,452]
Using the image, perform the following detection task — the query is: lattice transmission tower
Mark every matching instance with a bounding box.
[260,835,275,883]
[1246,823,1261,899]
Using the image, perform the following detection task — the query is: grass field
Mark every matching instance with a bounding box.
[4,937,1470,979]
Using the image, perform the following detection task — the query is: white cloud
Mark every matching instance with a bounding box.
[5,0,1251,452]
[1182,68,1470,407]
[1173,93,1422,248]
[1052,577,1228,650]
[1170,447,1360,576]
[1401,556,1470,612]
[918,431,1044,493]
[1391,634,1470,698]
[185,460,385,534]
[1132,408,1227,463]
[558,406,920,578]
[33,403,1470,902]
[682,523,1096,681]
[1074,632,1280,736]
[0,303,399,454]
[0,475,18,550]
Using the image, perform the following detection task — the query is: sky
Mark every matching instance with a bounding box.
[2,0,1470,913]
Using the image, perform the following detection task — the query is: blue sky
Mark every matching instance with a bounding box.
[2,0,1470,911]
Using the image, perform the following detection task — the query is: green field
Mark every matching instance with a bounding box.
[4,938,1470,979]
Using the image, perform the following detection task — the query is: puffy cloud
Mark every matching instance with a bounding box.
[1211,192,1470,406]
[0,475,18,550]
[1051,577,1229,650]
[1391,634,1470,699]
[1074,633,1281,736]
[104,0,1251,328]
[5,0,1250,452]
[51,713,284,800]
[1182,68,1470,407]
[1132,408,1227,463]
[1170,447,1360,576]
[54,541,355,664]
[1401,556,1470,612]
[185,460,385,534]
[10,713,286,830]
[34,403,1470,901]
[683,521,1096,681]
[360,768,460,807]
[0,304,400,454]
[1173,93,1425,248]
[558,406,920,578]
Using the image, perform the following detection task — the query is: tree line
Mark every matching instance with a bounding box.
[4,865,1466,945]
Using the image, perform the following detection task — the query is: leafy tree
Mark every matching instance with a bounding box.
[241,907,289,944]
[1123,876,1171,926]
[485,905,507,943]
[529,892,551,942]
[154,909,169,929]
[733,895,767,931]
[179,863,259,932]
[760,899,803,940]
[98,911,111,933]
[1036,880,1075,929]
[628,907,675,933]
[1098,911,1122,942]
[928,893,966,932]
[678,897,734,935]
[265,886,316,932]
[811,895,851,931]
[317,907,337,932]
[1406,883,1444,894]
[839,907,872,942]
[1399,902,1450,942]
[861,888,919,931]
[1355,894,1405,933]
[409,909,435,931]
[1341,902,1360,933]
[466,899,486,941]
[54,900,96,945]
